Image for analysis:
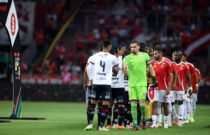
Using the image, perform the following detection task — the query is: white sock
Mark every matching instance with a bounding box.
[152,115,157,125]
[168,103,172,119]
[178,104,184,121]
[157,102,162,123]
[186,100,191,120]
[164,115,168,127]
[191,101,196,117]
[172,104,177,118]
[183,101,186,120]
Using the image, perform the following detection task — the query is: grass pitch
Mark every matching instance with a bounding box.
[0,101,210,135]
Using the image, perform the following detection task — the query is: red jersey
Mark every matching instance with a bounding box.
[163,57,172,64]
[186,62,196,74]
[172,62,190,91]
[152,59,173,90]
[192,68,202,93]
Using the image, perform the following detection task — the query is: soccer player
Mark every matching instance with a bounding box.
[84,54,103,130]
[172,49,192,127]
[122,41,158,131]
[145,46,154,123]
[181,54,198,123]
[150,46,173,129]
[190,67,201,122]
[84,40,119,131]
[107,45,126,129]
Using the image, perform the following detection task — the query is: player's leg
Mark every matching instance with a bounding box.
[138,86,147,130]
[157,102,162,127]
[97,99,102,129]
[86,86,91,125]
[190,94,197,122]
[150,90,159,128]
[84,85,98,130]
[106,101,113,129]
[117,89,126,129]
[161,90,170,128]
[129,87,139,131]
[177,91,185,127]
[112,100,118,128]
[98,85,112,131]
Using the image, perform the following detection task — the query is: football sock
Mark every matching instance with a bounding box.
[118,106,124,126]
[140,103,146,121]
[131,103,138,126]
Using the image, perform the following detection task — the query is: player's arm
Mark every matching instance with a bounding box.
[113,66,119,75]
[148,64,158,87]
[122,61,128,78]
[193,72,199,92]
[186,72,192,93]
[166,72,173,95]
[83,64,88,91]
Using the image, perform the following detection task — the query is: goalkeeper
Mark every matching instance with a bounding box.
[123,41,158,131]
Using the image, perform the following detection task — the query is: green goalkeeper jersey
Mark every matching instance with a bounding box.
[123,52,151,87]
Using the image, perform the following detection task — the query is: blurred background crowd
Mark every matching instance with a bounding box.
[0,0,210,85]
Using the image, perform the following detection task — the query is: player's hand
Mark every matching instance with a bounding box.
[166,89,170,95]
[188,86,192,94]
[83,83,88,91]
[152,76,158,87]
[195,84,199,93]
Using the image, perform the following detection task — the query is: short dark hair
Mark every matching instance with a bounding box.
[131,40,140,46]
[139,42,146,52]
[103,40,112,48]
[154,46,163,53]
[172,47,182,55]
[182,53,187,57]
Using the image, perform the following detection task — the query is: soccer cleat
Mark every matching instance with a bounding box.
[132,126,139,131]
[117,125,125,129]
[183,119,190,124]
[84,124,93,131]
[190,117,195,123]
[149,124,157,128]
[164,124,169,129]
[156,122,162,127]
[168,120,172,128]
[177,121,183,127]
[98,127,110,131]
[142,121,147,130]
[106,125,112,129]
[125,125,132,129]
[112,124,117,128]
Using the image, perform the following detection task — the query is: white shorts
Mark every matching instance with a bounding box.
[169,91,175,103]
[191,94,197,102]
[154,90,170,103]
[174,91,185,101]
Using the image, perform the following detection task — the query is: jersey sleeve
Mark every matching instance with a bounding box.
[123,56,129,65]
[166,62,173,73]
[184,64,190,74]
[196,69,202,79]
[88,55,95,65]
[87,63,93,80]
[145,53,151,66]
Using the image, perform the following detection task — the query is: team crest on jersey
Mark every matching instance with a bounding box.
[140,57,144,61]
[161,65,164,68]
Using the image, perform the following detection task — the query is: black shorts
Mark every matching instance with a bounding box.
[91,85,112,101]
[112,88,125,105]
[87,85,94,99]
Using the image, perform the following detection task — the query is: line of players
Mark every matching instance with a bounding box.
[83,40,201,131]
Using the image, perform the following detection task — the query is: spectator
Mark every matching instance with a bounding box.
[61,65,71,84]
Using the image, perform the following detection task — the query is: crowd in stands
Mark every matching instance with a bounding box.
[21,0,210,83]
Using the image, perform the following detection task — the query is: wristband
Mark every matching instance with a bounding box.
[196,84,199,87]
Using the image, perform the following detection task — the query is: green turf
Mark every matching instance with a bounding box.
[0,101,210,135]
